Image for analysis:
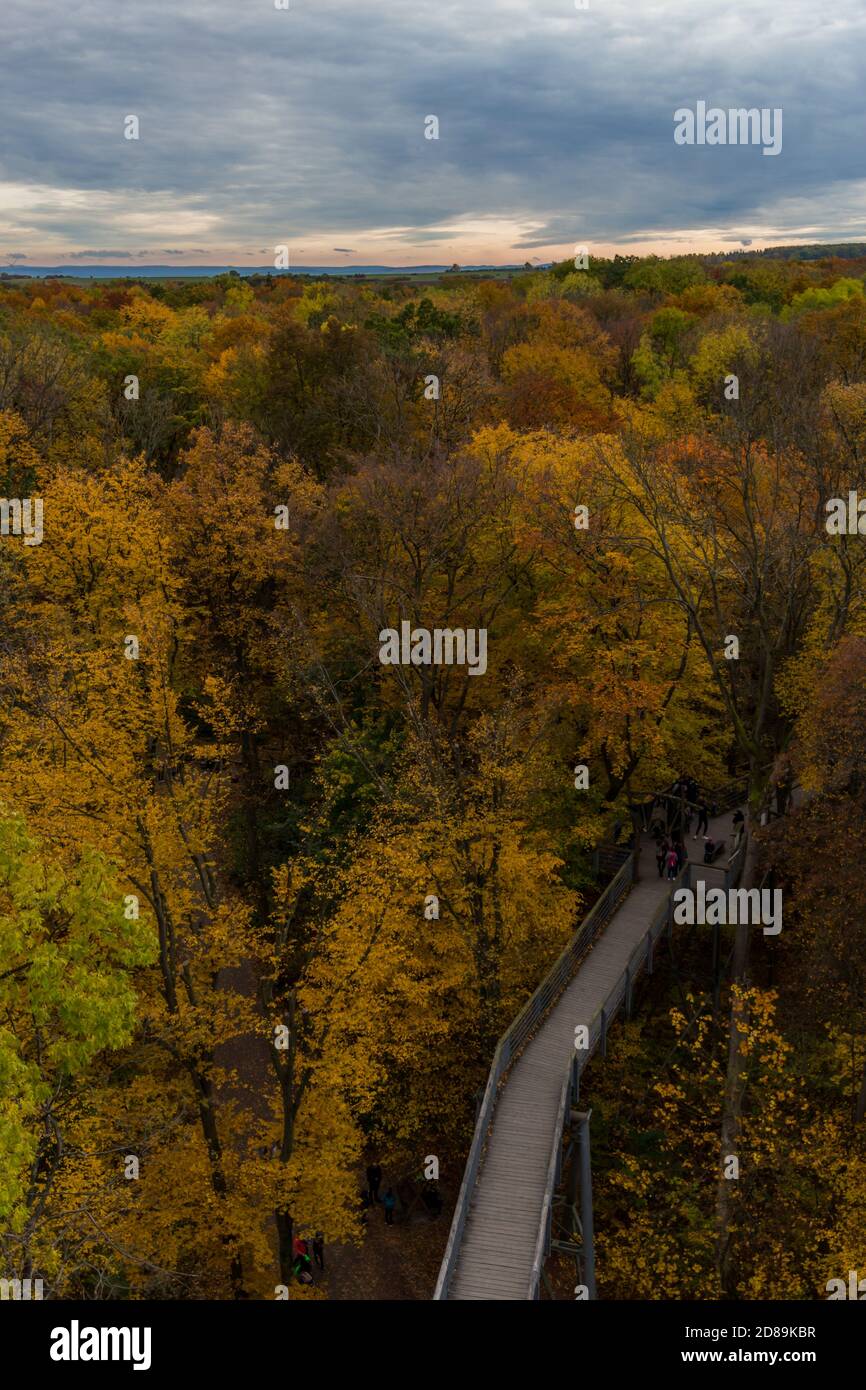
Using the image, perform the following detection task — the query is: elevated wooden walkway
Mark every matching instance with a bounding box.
[438,802,743,1300]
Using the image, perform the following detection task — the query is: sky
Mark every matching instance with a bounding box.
[1,0,865,268]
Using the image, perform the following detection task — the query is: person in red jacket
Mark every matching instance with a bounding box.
[292,1236,312,1283]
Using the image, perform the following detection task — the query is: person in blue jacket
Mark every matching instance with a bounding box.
[383,1188,396,1226]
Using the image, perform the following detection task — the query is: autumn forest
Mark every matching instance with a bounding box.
[2,249,866,1305]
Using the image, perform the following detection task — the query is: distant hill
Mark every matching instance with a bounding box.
[5,245,866,280]
[759,242,866,260]
[709,242,866,262]
[0,262,528,280]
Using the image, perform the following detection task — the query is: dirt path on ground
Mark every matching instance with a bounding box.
[321,1195,451,1300]
[215,956,274,1122]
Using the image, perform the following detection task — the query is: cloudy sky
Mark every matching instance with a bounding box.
[1,0,864,267]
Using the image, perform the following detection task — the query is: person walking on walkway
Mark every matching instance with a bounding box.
[383,1188,396,1226]
[366,1162,382,1204]
[312,1232,325,1270]
[656,836,669,879]
[665,847,679,880]
[675,838,687,870]
[694,800,709,839]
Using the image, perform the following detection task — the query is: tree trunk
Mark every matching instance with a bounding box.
[276,1208,294,1287]
[855,1050,866,1125]
[714,942,750,1294]
[713,816,760,1293]
[187,1062,245,1297]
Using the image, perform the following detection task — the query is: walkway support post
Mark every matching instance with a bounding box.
[573,1108,596,1299]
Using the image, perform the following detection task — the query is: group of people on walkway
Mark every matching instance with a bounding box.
[652,778,747,873]
[650,774,711,842]
[656,833,688,879]
[653,772,717,878]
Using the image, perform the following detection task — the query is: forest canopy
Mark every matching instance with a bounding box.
[1,248,865,1301]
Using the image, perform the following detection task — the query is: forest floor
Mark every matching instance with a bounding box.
[319,1194,451,1300]
[215,953,453,1300]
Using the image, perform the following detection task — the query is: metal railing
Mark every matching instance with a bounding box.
[592,843,633,879]
[637,775,749,828]
[759,781,798,824]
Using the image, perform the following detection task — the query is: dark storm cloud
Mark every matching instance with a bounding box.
[1,0,865,254]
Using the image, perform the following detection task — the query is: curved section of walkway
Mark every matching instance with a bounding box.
[438,803,743,1301]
